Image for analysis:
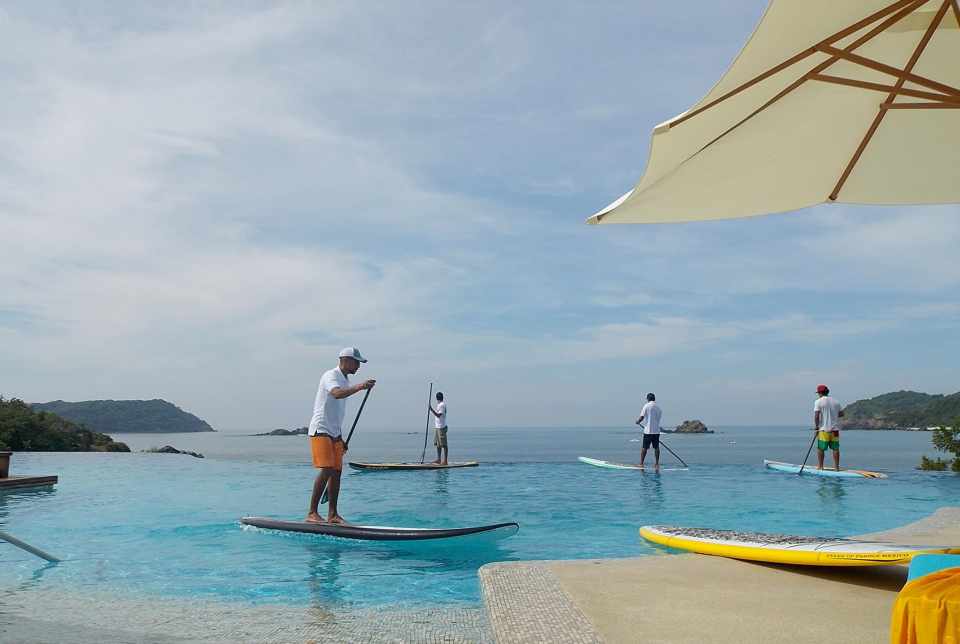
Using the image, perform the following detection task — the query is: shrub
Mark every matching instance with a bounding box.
[919,418,960,472]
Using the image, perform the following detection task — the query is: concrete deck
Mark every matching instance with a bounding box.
[480,507,960,644]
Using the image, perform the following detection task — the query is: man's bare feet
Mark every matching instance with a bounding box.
[305,512,325,524]
[441,461,448,466]
[327,514,350,525]
[431,460,441,464]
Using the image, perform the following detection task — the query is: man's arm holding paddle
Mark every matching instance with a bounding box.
[331,380,375,451]
[332,379,376,399]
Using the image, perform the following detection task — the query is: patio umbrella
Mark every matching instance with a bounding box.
[587,0,960,225]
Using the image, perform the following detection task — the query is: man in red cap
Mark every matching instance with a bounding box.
[813,384,845,471]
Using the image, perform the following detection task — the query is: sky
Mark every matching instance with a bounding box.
[1,1,958,431]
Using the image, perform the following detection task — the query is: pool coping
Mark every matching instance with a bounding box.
[479,506,960,643]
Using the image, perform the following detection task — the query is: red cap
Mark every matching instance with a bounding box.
[816,384,829,394]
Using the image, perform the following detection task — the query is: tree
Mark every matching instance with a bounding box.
[0,397,129,452]
[919,417,960,472]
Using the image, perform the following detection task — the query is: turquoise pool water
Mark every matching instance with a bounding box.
[4,427,958,608]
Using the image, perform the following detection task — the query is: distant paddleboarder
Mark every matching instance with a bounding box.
[305,347,375,525]
[635,393,662,471]
[428,392,448,465]
[813,384,844,471]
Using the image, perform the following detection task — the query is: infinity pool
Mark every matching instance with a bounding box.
[4,428,958,607]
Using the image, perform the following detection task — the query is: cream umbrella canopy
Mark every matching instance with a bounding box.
[587,0,960,225]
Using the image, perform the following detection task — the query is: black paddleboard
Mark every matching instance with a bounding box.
[348,461,479,471]
[240,516,518,541]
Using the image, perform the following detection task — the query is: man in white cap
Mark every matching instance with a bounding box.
[305,347,375,524]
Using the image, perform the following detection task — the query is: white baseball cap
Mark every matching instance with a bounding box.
[338,347,367,363]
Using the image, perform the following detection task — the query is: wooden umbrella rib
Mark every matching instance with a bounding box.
[669,0,928,128]
[685,0,930,171]
[838,0,933,54]
[810,74,960,103]
[820,0,930,46]
[814,45,960,96]
[882,101,960,108]
[668,49,817,128]
[952,0,960,28]
[829,0,952,201]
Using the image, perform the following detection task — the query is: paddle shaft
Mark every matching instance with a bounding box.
[797,429,818,475]
[659,439,688,468]
[320,388,371,504]
[343,388,371,448]
[420,382,433,463]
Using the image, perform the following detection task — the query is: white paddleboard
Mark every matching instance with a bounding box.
[764,459,886,479]
[578,456,687,471]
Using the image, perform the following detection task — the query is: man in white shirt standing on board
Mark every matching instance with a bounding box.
[305,347,376,525]
[428,392,448,465]
[814,384,845,471]
[636,392,662,472]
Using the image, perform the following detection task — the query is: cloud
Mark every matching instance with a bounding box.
[1,2,957,429]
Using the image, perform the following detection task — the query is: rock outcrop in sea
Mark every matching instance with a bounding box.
[668,420,712,434]
[253,427,308,436]
[144,445,204,458]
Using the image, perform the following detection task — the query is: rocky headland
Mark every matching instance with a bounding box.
[839,390,960,430]
[31,399,215,434]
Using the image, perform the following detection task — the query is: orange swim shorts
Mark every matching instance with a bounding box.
[310,434,345,471]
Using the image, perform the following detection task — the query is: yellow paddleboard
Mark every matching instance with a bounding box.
[640,525,960,566]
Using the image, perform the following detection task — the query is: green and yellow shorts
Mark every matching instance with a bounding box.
[817,430,840,451]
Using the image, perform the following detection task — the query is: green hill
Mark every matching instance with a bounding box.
[0,397,130,452]
[31,399,215,434]
[840,390,960,429]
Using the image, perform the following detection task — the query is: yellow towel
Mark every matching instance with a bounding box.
[890,568,960,643]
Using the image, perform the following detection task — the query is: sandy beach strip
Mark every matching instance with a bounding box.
[480,507,960,644]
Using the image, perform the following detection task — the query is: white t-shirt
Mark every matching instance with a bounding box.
[434,401,447,429]
[640,401,662,434]
[308,367,349,438]
[814,396,842,431]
